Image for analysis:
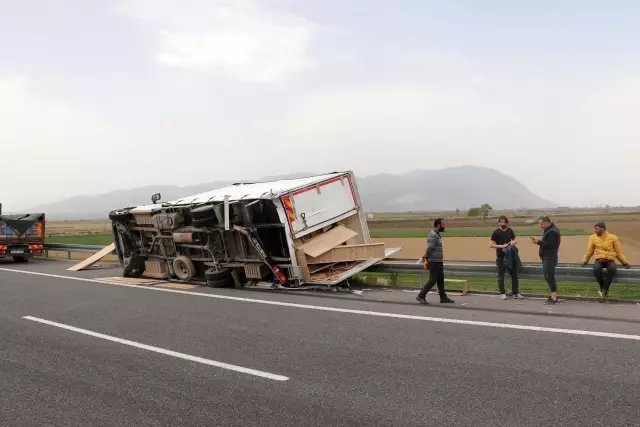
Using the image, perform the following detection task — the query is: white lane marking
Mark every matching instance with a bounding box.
[3,268,640,341]
[22,316,289,382]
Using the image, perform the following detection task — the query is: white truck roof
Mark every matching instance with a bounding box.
[130,172,348,213]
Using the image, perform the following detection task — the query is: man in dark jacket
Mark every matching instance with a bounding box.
[416,218,455,305]
[531,216,561,304]
[490,215,523,300]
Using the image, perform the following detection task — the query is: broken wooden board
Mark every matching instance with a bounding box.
[97,276,203,290]
[298,225,358,258]
[309,262,339,275]
[309,261,359,281]
[307,243,385,264]
[295,249,312,281]
[67,243,116,272]
[98,277,167,285]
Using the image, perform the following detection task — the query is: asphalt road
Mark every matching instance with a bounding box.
[1,262,639,427]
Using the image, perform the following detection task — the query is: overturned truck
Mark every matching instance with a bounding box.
[109,172,400,288]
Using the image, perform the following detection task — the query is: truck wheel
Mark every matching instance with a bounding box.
[123,256,145,278]
[173,256,196,281]
[207,276,233,288]
[205,268,232,288]
[13,256,28,263]
[109,209,133,222]
[231,268,247,289]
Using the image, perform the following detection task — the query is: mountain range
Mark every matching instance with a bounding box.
[30,166,556,220]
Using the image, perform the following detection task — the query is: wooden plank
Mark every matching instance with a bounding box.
[98,277,167,285]
[444,279,469,296]
[67,243,116,272]
[159,283,203,290]
[295,249,312,281]
[307,243,385,264]
[298,225,358,258]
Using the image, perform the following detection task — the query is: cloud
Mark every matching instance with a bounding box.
[117,0,315,82]
[0,77,142,209]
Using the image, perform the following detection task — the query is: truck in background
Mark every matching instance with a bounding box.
[0,204,46,262]
[109,171,400,288]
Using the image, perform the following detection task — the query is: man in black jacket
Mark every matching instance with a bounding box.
[531,216,561,304]
[490,215,523,300]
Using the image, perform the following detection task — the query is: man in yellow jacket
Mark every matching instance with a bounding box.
[582,221,631,297]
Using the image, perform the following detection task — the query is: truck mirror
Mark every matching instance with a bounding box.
[151,193,161,204]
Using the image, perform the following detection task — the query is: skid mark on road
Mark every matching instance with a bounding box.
[3,267,640,341]
[23,316,289,381]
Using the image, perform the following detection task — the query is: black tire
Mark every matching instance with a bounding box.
[205,268,232,288]
[205,268,232,281]
[173,256,196,281]
[13,256,28,263]
[207,276,233,288]
[123,256,145,278]
[109,209,133,222]
[190,205,217,220]
[231,268,247,289]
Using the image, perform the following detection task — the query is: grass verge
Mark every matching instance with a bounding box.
[355,272,640,300]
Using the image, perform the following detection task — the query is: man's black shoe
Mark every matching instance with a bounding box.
[544,296,558,305]
[416,296,429,305]
[440,297,455,304]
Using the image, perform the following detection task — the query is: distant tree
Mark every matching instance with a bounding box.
[480,204,493,223]
[467,207,481,218]
[456,208,460,215]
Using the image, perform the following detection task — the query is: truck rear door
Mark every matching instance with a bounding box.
[281,174,358,238]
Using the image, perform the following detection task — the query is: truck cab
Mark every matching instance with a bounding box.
[0,210,46,262]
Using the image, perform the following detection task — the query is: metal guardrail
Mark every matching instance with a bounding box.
[44,243,108,252]
[368,259,640,284]
[43,243,116,260]
[41,244,640,284]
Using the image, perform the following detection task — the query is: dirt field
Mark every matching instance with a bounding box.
[45,220,111,235]
[373,236,640,264]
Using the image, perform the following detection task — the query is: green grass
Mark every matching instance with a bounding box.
[370,227,589,238]
[355,273,640,300]
[46,234,114,245]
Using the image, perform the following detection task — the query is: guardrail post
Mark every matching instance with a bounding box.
[45,250,49,258]
[67,251,71,260]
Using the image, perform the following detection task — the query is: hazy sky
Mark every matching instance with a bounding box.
[2,0,639,210]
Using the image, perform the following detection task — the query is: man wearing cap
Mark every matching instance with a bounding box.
[582,221,631,298]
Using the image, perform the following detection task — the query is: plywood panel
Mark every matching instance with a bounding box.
[298,225,358,257]
[307,243,385,264]
[296,249,312,280]
[67,243,116,272]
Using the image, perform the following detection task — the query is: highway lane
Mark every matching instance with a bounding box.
[1,267,639,426]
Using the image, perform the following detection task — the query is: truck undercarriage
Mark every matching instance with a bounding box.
[111,198,294,288]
